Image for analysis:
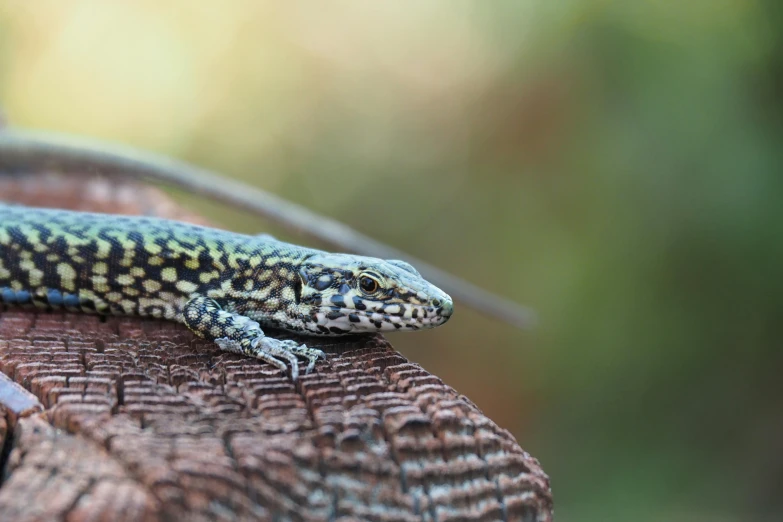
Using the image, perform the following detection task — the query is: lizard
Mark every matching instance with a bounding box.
[0,203,453,381]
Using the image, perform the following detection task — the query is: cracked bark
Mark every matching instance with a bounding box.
[0,173,553,522]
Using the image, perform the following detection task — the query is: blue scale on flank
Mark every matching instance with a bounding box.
[47,289,81,307]
[1,288,31,304]
[0,288,81,307]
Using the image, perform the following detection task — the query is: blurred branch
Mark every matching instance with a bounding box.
[0,128,537,330]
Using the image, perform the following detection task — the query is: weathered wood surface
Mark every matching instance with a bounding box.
[0,173,553,522]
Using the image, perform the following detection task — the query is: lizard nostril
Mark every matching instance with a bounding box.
[437,298,454,318]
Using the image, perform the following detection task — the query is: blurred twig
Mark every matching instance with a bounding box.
[0,128,537,329]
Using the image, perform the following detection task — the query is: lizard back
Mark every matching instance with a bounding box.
[0,204,303,321]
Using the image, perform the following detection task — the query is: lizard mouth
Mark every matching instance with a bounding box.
[311,302,452,335]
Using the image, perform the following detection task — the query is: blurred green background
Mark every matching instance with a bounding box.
[1,2,781,521]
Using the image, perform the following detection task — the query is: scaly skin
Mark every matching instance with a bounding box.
[0,204,453,380]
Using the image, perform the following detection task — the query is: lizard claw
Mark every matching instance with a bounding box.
[244,336,326,381]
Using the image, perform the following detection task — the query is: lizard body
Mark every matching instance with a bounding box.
[0,204,453,380]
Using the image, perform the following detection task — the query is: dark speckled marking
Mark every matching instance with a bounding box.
[326,310,344,320]
[314,276,332,291]
[302,295,321,306]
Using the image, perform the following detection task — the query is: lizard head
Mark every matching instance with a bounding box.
[297,253,453,335]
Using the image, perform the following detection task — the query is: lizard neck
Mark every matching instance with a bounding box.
[217,240,316,332]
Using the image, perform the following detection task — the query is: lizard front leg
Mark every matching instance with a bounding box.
[182,296,326,381]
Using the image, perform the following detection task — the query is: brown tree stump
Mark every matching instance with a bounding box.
[0,173,552,522]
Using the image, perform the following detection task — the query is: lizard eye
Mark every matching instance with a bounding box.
[359,276,379,294]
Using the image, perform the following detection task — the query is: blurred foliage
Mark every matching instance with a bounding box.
[1,2,781,521]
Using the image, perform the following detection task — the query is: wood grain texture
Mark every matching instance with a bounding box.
[0,174,552,522]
